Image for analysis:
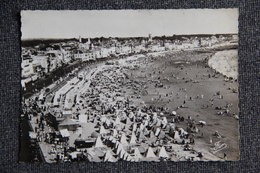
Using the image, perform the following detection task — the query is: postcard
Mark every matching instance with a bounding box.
[20,9,239,162]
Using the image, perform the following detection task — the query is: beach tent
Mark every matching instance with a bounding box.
[140,123,145,131]
[115,116,121,124]
[138,131,146,140]
[104,119,111,127]
[143,127,149,136]
[158,130,165,139]
[123,152,129,160]
[99,125,107,134]
[104,151,116,162]
[132,116,136,123]
[143,120,149,127]
[153,112,158,119]
[115,141,120,149]
[120,133,128,145]
[133,148,142,161]
[94,136,104,148]
[162,117,168,124]
[156,120,162,127]
[112,129,118,137]
[129,132,137,144]
[145,147,157,158]
[119,149,126,159]
[93,117,98,125]
[158,146,169,158]
[126,154,133,161]
[148,131,156,138]
[116,143,124,155]
[173,131,181,140]
[128,111,134,119]
[132,123,137,132]
[100,115,107,122]
[125,117,132,125]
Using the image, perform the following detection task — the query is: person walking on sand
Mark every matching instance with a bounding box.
[224,153,227,160]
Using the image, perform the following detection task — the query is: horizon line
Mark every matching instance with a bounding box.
[21,33,238,41]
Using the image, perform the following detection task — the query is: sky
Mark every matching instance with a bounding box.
[21,9,238,39]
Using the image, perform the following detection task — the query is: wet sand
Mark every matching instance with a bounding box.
[122,50,239,160]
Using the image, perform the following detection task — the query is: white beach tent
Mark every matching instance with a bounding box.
[123,152,129,160]
[132,123,137,132]
[120,133,128,145]
[119,149,126,159]
[104,150,116,162]
[158,130,166,139]
[99,125,107,134]
[174,131,181,140]
[140,123,145,131]
[94,136,104,148]
[115,116,121,125]
[116,143,124,155]
[133,148,142,161]
[158,146,169,158]
[115,141,120,149]
[148,130,156,138]
[112,129,118,137]
[129,132,137,144]
[125,117,132,125]
[138,131,146,140]
[145,147,157,158]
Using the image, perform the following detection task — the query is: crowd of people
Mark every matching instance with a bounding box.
[21,51,239,162]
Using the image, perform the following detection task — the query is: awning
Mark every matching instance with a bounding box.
[60,129,70,137]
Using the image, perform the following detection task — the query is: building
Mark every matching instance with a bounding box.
[21,56,34,78]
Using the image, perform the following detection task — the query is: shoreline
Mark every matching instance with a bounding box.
[207,49,238,80]
[20,47,239,162]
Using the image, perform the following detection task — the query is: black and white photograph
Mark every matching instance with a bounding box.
[20,9,239,163]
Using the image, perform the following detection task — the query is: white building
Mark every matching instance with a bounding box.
[21,58,34,78]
